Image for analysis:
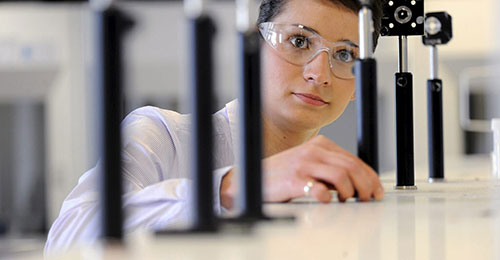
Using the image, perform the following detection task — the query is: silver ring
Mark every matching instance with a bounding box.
[303,180,315,197]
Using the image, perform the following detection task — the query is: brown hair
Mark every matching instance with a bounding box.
[257,0,384,50]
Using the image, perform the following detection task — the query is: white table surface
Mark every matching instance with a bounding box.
[135,181,500,260]
[21,156,500,260]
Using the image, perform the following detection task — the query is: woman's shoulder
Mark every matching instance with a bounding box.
[119,106,190,151]
[123,106,188,127]
[126,105,203,131]
[121,104,232,138]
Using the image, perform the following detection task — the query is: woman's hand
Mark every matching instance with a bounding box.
[220,135,384,209]
[262,135,384,203]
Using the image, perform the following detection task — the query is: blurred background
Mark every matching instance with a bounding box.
[0,0,499,255]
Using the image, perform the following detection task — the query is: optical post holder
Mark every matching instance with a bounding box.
[422,12,453,182]
[91,0,135,242]
[236,7,266,222]
[157,0,219,235]
[230,0,294,225]
[355,0,379,174]
[381,0,424,190]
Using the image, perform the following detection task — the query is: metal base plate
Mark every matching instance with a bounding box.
[428,178,446,183]
[394,185,418,190]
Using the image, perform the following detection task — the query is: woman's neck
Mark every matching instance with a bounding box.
[262,115,320,158]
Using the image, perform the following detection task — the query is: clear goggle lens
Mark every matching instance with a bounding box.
[258,22,359,79]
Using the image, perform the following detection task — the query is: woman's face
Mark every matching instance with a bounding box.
[261,0,359,132]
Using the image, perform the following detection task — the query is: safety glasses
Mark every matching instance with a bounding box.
[258,22,359,79]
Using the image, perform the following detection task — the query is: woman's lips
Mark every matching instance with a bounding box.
[293,93,328,106]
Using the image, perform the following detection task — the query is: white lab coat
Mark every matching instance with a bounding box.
[44,100,240,255]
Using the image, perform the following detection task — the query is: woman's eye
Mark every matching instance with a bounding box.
[289,36,309,49]
[334,50,355,62]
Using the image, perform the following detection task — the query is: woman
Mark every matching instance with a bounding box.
[45,0,385,254]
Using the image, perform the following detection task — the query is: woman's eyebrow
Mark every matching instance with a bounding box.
[292,24,320,34]
[339,40,359,48]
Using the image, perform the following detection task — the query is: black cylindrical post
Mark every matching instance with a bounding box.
[233,0,268,222]
[355,3,379,173]
[395,72,415,187]
[231,0,293,224]
[155,1,219,234]
[238,30,265,219]
[427,79,444,180]
[95,5,132,240]
[189,14,217,231]
[394,33,416,189]
[355,59,379,173]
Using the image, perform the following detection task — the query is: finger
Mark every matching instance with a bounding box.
[308,180,332,203]
[311,137,375,178]
[311,149,373,201]
[357,161,384,200]
[373,185,385,200]
[358,158,379,178]
[308,136,382,201]
[299,163,356,200]
[312,136,379,178]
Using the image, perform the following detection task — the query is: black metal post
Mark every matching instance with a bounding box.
[189,14,217,232]
[237,30,265,220]
[229,0,293,224]
[426,45,444,182]
[355,3,379,173]
[395,72,415,187]
[427,79,444,180]
[355,59,378,173]
[394,35,416,189]
[94,4,133,240]
[155,0,219,235]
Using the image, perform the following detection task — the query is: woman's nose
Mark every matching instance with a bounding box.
[302,51,333,87]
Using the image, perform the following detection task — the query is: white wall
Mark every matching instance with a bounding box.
[0,3,93,224]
